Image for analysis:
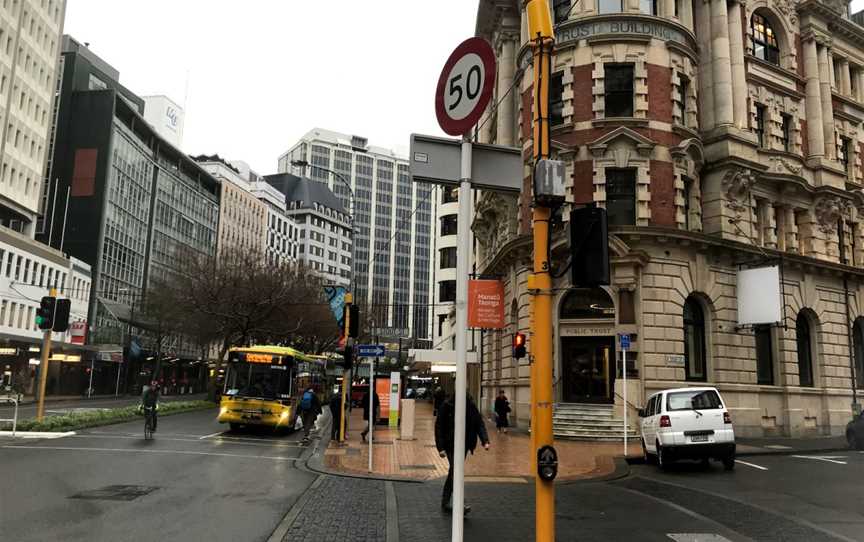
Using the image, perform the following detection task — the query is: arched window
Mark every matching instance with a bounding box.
[751,13,780,65]
[559,288,615,320]
[683,296,706,381]
[854,318,864,389]
[796,311,814,387]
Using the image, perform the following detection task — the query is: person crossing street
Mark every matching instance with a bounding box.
[298,386,321,443]
[434,392,490,514]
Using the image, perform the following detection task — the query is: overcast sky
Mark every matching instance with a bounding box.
[64,0,478,173]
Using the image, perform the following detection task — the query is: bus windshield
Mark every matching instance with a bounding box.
[225,362,294,400]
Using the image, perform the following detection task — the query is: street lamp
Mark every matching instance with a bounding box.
[290,159,356,293]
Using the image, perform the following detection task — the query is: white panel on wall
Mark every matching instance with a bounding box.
[737,265,782,326]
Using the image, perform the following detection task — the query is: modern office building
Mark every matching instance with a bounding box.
[250,175,299,266]
[265,173,349,286]
[279,129,433,340]
[39,36,220,364]
[475,0,864,438]
[195,154,268,259]
[0,0,66,236]
[142,95,184,149]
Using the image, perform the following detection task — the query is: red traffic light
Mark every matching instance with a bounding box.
[513,332,526,359]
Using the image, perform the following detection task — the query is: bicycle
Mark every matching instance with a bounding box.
[143,406,157,440]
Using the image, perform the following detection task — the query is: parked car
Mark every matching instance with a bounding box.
[847,412,864,450]
[639,386,736,471]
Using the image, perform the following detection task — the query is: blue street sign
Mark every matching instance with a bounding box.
[357,344,386,357]
[619,334,630,350]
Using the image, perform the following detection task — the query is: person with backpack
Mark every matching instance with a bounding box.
[298,387,321,442]
[434,392,490,514]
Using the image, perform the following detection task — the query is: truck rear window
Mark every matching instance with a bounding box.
[666,390,723,411]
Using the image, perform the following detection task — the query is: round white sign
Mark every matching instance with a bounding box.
[435,37,496,136]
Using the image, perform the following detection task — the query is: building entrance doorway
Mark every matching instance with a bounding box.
[560,336,615,403]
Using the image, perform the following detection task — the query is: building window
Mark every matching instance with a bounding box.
[683,296,707,381]
[754,103,766,147]
[598,0,622,13]
[640,0,657,14]
[854,317,864,389]
[755,325,774,385]
[679,75,689,126]
[604,168,636,226]
[439,247,457,269]
[683,177,693,230]
[796,311,814,387]
[440,215,458,236]
[442,187,458,204]
[439,280,456,303]
[604,64,634,117]
[781,113,792,152]
[553,0,570,23]
[751,13,780,65]
[550,71,564,126]
[438,314,447,336]
[839,136,851,173]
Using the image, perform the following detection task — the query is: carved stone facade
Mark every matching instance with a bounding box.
[473,0,864,438]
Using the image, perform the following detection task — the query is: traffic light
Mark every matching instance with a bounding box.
[570,206,610,287]
[348,304,359,338]
[513,332,526,360]
[343,344,353,371]
[53,299,71,332]
[35,296,56,330]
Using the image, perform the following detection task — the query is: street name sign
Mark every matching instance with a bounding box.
[357,344,385,357]
[619,334,630,349]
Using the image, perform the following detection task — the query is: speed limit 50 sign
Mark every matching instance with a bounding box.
[435,37,497,136]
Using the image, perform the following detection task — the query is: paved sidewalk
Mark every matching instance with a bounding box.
[323,401,638,481]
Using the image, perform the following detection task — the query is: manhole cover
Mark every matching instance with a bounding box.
[71,485,159,501]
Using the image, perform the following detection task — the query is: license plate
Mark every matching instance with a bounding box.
[690,434,709,442]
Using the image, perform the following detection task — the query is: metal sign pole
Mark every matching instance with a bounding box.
[623,346,627,456]
[451,138,472,541]
[88,359,94,399]
[368,358,374,473]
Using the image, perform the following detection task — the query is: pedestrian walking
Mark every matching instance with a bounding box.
[434,393,490,514]
[329,389,344,442]
[360,386,380,443]
[494,390,511,433]
[298,387,321,442]
[433,385,445,416]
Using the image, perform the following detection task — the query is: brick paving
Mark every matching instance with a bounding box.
[325,400,640,481]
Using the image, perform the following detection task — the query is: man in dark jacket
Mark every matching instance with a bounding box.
[329,390,345,442]
[299,387,322,442]
[360,387,381,443]
[433,386,446,416]
[434,393,490,513]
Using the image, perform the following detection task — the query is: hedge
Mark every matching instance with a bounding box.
[1,400,215,433]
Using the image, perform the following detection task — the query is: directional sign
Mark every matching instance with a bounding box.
[357,344,385,358]
[619,334,630,350]
[435,37,496,136]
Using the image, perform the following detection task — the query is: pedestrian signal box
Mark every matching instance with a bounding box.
[513,332,526,359]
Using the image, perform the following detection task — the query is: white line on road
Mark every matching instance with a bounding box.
[734,459,768,470]
[1,444,300,461]
[791,455,848,465]
[198,431,223,440]
[70,433,304,449]
[667,534,733,542]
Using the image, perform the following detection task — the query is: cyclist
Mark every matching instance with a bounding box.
[141,381,160,433]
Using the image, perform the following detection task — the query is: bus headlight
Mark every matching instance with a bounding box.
[280,411,289,419]
[219,407,228,416]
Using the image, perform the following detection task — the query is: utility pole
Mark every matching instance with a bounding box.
[526,2,556,541]
[35,287,58,421]
[340,293,353,442]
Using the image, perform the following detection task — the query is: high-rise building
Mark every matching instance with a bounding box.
[0,0,67,236]
[475,0,864,438]
[265,173,350,286]
[40,36,220,358]
[279,129,433,340]
[250,175,300,266]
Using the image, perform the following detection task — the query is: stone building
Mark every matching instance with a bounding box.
[474,0,864,438]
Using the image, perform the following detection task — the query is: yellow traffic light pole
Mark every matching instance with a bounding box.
[35,287,57,421]
[526,2,555,541]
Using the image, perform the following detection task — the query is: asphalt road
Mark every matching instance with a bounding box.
[0,408,317,542]
[0,394,207,421]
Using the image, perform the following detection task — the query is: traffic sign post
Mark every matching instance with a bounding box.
[620,334,630,455]
[357,344,385,357]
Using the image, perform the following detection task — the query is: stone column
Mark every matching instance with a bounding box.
[858,70,864,102]
[840,58,852,96]
[819,44,837,159]
[696,0,714,130]
[710,0,733,126]
[664,0,676,18]
[804,37,824,159]
[681,0,694,30]
[786,206,799,253]
[497,37,516,146]
[727,0,748,129]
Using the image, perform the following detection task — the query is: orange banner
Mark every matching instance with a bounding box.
[468,279,505,329]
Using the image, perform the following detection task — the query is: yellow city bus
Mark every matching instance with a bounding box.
[217,345,327,431]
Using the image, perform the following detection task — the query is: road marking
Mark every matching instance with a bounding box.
[791,455,848,465]
[0,431,75,439]
[1,444,300,461]
[667,535,733,542]
[69,433,304,449]
[762,444,792,450]
[199,431,223,440]
[734,459,768,470]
